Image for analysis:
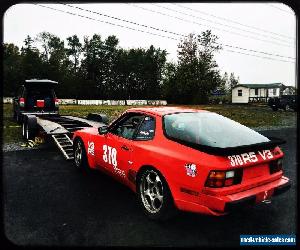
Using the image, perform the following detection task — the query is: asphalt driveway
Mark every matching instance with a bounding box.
[3,128,297,247]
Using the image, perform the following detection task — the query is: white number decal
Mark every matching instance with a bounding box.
[103,145,108,163]
[102,144,125,178]
[103,144,118,167]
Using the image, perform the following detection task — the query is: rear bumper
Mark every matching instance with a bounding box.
[175,176,290,216]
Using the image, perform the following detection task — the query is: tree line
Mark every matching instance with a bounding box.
[3,30,239,104]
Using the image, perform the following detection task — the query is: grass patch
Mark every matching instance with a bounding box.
[3,104,23,143]
[2,103,296,144]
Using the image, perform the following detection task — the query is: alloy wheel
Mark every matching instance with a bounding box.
[140,170,164,214]
[74,141,83,167]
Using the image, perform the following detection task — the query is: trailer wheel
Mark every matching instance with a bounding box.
[22,115,37,140]
[15,112,23,124]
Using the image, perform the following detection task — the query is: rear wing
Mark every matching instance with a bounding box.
[168,136,286,156]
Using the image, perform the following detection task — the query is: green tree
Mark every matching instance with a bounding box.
[3,43,23,96]
[66,35,82,73]
[20,35,44,80]
[164,30,222,104]
[229,72,240,90]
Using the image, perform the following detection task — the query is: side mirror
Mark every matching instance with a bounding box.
[98,125,108,135]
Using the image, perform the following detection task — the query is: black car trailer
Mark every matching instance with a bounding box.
[21,113,108,160]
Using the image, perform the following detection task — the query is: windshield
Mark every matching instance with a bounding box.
[163,112,269,148]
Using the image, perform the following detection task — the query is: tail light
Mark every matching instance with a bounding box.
[19,97,25,108]
[205,169,243,188]
[54,98,59,107]
[269,158,283,174]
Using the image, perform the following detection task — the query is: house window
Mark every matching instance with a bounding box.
[238,89,242,96]
[273,88,277,95]
[255,89,258,95]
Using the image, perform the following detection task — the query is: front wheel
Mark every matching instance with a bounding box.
[73,139,89,172]
[137,169,177,221]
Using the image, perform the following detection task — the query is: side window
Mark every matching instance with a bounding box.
[110,114,144,140]
[134,116,155,140]
[238,89,242,96]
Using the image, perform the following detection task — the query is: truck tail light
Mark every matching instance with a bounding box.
[269,158,283,174]
[54,98,59,107]
[205,169,243,188]
[19,97,25,108]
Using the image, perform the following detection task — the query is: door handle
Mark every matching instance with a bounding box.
[121,145,129,151]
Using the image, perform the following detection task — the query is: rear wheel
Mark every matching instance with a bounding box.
[137,168,177,221]
[73,139,89,171]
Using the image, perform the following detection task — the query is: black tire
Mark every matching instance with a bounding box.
[22,115,37,140]
[271,106,278,111]
[137,168,177,221]
[73,139,90,172]
[284,104,290,111]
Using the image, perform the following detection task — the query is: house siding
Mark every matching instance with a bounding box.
[232,86,249,103]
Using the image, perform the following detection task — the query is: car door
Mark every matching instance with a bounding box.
[99,113,145,182]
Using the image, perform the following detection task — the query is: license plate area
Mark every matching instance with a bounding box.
[243,164,269,180]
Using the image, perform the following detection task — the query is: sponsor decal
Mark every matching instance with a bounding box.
[139,131,150,136]
[103,144,125,178]
[185,163,197,177]
[87,141,95,155]
[228,150,274,167]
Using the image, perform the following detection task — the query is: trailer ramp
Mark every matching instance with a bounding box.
[52,134,74,160]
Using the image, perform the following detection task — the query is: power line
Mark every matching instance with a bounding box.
[266,3,295,15]
[62,3,295,60]
[172,3,295,40]
[151,3,294,47]
[215,42,295,60]
[62,3,183,38]
[35,4,179,41]
[153,3,293,44]
[35,4,295,64]
[129,4,294,49]
[222,48,295,64]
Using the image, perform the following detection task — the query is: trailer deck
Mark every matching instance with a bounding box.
[23,114,106,160]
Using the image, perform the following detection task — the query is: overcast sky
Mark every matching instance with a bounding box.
[3,2,296,87]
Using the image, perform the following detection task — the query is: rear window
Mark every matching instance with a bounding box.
[26,87,55,99]
[163,112,269,148]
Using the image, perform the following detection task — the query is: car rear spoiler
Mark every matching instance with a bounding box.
[169,137,286,156]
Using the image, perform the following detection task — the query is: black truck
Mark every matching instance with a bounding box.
[267,95,297,111]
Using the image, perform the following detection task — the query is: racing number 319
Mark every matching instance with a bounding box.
[103,144,117,167]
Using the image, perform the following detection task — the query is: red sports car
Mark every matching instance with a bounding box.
[72,107,290,220]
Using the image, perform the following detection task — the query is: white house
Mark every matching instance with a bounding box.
[232,83,295,104]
